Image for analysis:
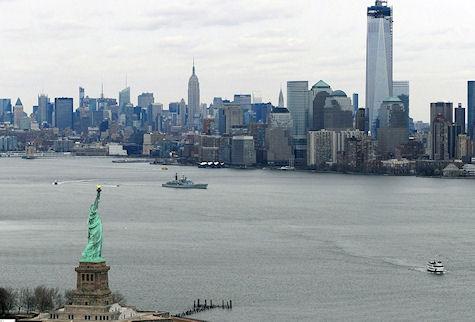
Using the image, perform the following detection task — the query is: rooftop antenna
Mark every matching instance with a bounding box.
[101,82,104,99]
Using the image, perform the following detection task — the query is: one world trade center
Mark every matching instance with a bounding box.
[366,0,393,136]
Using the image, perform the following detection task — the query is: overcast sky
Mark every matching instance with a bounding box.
[0,0,474,121]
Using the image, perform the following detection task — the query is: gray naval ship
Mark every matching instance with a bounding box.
[162,173,208,189]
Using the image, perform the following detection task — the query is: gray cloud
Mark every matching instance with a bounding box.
[0,0,474,123]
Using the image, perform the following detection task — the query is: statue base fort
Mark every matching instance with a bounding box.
[26,261,199,322]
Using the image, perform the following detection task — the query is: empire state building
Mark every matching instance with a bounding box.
[187,61,200,130]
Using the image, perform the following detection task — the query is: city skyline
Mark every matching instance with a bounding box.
[0,0,474,121]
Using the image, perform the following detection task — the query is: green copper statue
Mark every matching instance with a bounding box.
[80,185,105,263]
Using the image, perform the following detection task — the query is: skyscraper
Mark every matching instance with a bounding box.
[38,94,50,126]
[179,98,187,127]
[13,98,24,128]
[455,103,466,134]
[352,93,359,117]
[0,99,12,123]
[119,87,131,113]
[287,81,309,164]
[187,61,200,130]
[430,102,453,160]
[309,80,332,131]
[54,97,73,130]
[431,114,450,160]
[468,81,475,139]
[430,102,453,124]
[366,0,393,135]
[377,97,408,157]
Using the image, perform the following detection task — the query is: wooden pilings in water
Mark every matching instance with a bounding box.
[176,298,233,317]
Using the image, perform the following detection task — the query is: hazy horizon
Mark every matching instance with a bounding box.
[0,0,474,122]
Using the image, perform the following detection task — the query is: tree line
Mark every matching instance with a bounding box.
[0,286,125,317]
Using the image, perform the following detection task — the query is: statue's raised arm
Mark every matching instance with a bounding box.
[80,185,105,263]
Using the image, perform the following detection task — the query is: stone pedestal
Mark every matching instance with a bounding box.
[72,262,113,307]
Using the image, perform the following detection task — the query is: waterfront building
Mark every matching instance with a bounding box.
[249,123,267,164]
[267,106,294,165]
[338,135,374,172]
[468,81,475,139]
[366,0,393,135]
[287,81,309,164]
[231,135,256,167]
[430,102,453,160]
[455,103,466,134]
[266,125,293,166]
[456,134,471,160]
[187,61,200,130]
[307,130,336,167]
[431,114,450,160]
[218,136,233,164]
[198,135,221,161]
[55,97,74,130]
[448,123,463,159]
[377,97,408,158]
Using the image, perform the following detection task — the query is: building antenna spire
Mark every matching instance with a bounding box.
[192,57,195,75]
[101,82,104,99]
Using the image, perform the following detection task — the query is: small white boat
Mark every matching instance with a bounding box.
[279,166,295,171]
[427,260,444,274]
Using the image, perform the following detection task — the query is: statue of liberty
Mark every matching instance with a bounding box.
[80,185,105,263]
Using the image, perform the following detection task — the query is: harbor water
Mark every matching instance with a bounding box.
[1,157,475,321]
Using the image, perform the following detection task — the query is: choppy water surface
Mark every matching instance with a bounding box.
[1,157,475,321]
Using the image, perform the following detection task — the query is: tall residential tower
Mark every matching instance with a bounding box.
[366,0,393,136]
